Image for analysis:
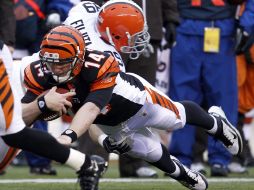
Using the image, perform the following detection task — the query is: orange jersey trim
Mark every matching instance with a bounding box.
[91,56,119,91]
[24,66,44,95]
[97,55,120,78]
[90,75,117,91]
[97,56,115,78]
[145,87,180,119]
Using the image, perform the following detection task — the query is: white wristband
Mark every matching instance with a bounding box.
[98,134,108,147]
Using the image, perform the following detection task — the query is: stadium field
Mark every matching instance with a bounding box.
[1,160,254,190]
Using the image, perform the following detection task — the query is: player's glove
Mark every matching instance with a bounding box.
[102,136,131,154]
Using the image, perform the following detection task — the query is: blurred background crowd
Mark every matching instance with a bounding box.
[0,0,254,180]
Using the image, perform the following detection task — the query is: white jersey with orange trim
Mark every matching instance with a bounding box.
[0,44,25,135]
[64,1,126,72]
[0,42,25,172]
[98,72,187,162]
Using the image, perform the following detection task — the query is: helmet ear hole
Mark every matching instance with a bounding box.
[40,25,85,83]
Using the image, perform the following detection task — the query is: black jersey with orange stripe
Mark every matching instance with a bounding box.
[22,49,120,114]
[22,49,148,126]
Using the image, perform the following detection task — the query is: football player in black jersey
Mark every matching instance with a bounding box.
[22,25,242,190]
[0,39,107,190]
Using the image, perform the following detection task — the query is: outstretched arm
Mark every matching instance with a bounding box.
[58,101,100,145]
[71,102,100,137]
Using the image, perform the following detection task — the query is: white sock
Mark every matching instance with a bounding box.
[207,116,218,135]
[98,134,108,147]
[170,161,181,177]
[65,148,86,171]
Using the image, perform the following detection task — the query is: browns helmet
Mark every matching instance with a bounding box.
[96,0,150,59]
[39,25,85,83]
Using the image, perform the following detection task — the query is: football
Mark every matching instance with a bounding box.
[56,87,73,102]
[37,88,72,121]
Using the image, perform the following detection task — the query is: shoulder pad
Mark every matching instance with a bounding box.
[23,61,48,95]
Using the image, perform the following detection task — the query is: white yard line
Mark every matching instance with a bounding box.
[0,178,254,184]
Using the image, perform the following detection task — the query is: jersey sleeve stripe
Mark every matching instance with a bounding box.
[0,69,7,89]
[154,92,167,108]
[23,83,42,96]
[145,87,158,104]
[24,66,44,90]
[145,86,180,118]
[161,95,175,111]
[0,81,14,129]
[1,83,12,109]
[0,65,14,129]
[90,55,120,91]
[25,66,42,89]
[97,56,119,79]
[23,79,43,95]
[164,98,180,119]
[90,75,117,91]
[160,95,171,109]
[24,76,39,90]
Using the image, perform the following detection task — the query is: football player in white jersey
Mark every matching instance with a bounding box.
[0,40,107,190]
[64,0,150,71]
[64,1,125,71]
[20,0,150,73]
[22,25,243,190]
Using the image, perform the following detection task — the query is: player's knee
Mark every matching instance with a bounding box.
[128,137,162,163]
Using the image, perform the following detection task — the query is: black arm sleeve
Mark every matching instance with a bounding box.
[84,87,114,109]
[21,90,39,103]
[2,127,70,164]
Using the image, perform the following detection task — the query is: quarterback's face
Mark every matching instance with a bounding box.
[49,63,72,77]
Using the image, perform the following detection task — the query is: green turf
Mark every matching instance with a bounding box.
[1,181,254,190]
[1,161,254,190]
